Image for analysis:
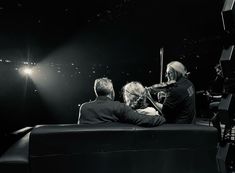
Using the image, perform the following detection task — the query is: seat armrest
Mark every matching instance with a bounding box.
[0,132,30,173]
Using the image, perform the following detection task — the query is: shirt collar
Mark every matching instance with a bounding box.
[96,96,113,101]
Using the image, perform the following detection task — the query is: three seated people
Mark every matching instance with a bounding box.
[78,61,196,126]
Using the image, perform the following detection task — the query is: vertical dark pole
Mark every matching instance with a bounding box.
[160,47,164,83]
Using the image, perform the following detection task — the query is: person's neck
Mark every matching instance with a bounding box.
[106,95,113,100]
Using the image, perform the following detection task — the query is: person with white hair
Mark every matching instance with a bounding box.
[149,61,196,124]
[77,77,165,126]
[122,81,159,116]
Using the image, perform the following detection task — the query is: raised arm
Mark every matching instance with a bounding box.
[117,103,165,127]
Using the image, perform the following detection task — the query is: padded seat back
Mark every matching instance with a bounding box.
[29,123,219,173]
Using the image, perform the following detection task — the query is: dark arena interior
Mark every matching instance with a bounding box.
[0,0,235,173]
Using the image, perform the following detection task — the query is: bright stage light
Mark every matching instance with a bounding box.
[23,68,33,75]
[19,67,33,76]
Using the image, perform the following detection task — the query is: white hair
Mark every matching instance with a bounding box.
[167,61,187,77]
[123,81,147,109]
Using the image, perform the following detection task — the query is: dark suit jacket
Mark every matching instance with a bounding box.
[78,96,165,127]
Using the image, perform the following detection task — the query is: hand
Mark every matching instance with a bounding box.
[205,90,211,97]
[145,88,152,99]
[145,88,163,114]
[157,91,166,103]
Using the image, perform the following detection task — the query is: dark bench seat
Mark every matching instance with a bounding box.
[0,123,219,173]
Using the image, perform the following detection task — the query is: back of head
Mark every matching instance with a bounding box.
[94,78,114,99]
[166,61,187,81]
[122,81,146,109]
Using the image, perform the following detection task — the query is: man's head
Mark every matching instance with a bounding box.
[166,61,187,81]
[94,77,115,100]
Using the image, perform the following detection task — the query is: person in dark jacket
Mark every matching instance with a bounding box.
[77,77,165,127]
[148,61,196,124]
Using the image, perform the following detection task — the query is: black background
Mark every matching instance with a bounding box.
[0,0,227,131]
